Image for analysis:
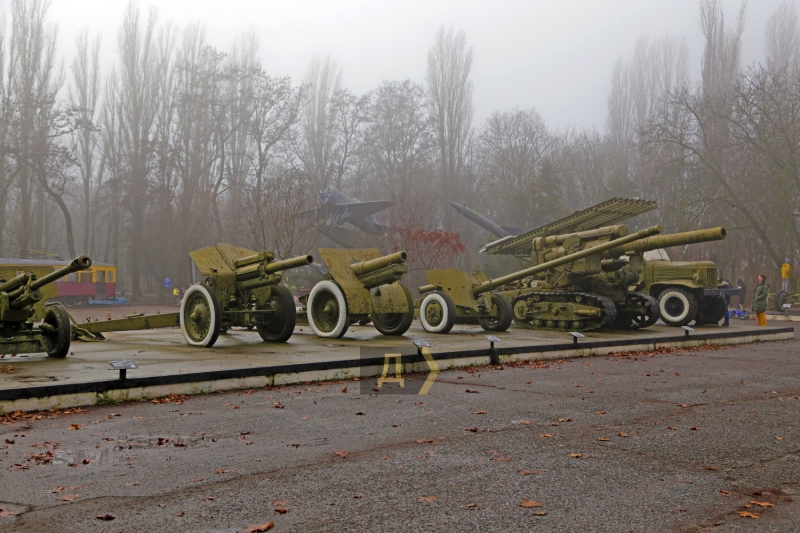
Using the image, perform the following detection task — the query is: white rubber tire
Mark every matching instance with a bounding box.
[307,280,349,338]
[419,291,455,333]
[180,284,222,347]
[658,288,697,326]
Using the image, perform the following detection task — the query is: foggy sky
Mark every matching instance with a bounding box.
[2,0,792,130]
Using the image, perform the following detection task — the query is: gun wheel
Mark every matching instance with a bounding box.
[420,291,456,334]
[307,280,349,338]
[478,293,513,332]
[256,285,297,343]
[180,284,222,347]
[43,303,71,358]
[372,283,414,336]
[657,288,698,327]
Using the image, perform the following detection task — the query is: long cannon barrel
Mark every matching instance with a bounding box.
[351,251,407,277]
[29,255,93,291]
[471,225,662,295]
[604,227,726,257]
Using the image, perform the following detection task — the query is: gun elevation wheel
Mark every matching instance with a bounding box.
[657,288,698,327]
[256,285,297,343]
[478,293,513,332]
[180,284,222,347]
[775,290,788,312]
[43,303,71,358]
[307,280,349,338]
[372,283,415,336]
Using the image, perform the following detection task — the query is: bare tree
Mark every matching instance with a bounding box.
[301,54,341,188]
[765,1,800,72]
[426,26,473,228]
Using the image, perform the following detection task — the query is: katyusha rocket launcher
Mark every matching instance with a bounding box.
[182,243,313,347]
[0,255,92,358]
[301,249,415,339]
[418,225,663,334]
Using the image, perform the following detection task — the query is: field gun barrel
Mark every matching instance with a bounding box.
[262,255,314,275]
[471,225,662,296]
[605,227,726,258]
[233,254,313,283]
[351,251,407,276]
[6,255,92,309]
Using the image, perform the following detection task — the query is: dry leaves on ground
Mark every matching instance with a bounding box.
[618,432,628,437]
[95,514,115,521]
[418,496,437,502]
[0,508,17,518]
[60,494,80,501]
[520,499,543,508]
[739,511,760,518]
[750,501,773,507]
[334,451,348,459]
[240,523,274,533]
[473,410,486,414]
[519,470,538,475]
[538,434,552,438]
[68,424,82,431]
[597,437,609,441]
[214,469,230,474]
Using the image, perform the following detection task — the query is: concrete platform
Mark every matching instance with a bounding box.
[0,322,791,413]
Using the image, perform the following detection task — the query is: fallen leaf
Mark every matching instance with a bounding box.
[750,501,773,507]
[667,426,679,431]
[4,439,14,444]
[690,426,698,430]
[50,486,66,493]
[334,451,348,459]
[720,490,731,495]
[597,437,609,442]
[133,416,143,420]
[739,511,760,518]
[0,508,17,518]
[341,387,347,393]
[274,507,290,514]
[214,469,230,474]
[595,411,606,415]
[539,434,552,438]
[465,389,479,393]
[618,432,628,437]
[520,421,531,425]
[241,523,274,533]
[176,512,185,517]
[520,499,543,508]
[492,457,511,462]
[123,482,139,487]
[68,424,82,431]
[531,511,548,516]
[191,478,204,483]
[519,470,538,475]
[419,495,437,502]
[60,494,80,501]
[775,436,783,440]
[203,496,216,501]
[95,513,115,521]
[570,453,582,458]
[466,503,478,508]
[355,412,365,416]
[472,410,487,414]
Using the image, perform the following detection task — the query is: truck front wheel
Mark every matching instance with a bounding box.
[657,288,698,327]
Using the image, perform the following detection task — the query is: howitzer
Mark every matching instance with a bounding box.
[299,249,414,338]
[181,244,313,347]
[0,255,92,358]
[416,227,661,333]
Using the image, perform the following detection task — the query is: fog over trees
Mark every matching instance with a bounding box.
[0,0,796,296]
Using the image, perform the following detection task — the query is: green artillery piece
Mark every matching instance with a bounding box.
[299,249,414,338]
[417,226,662,333]
[0,256,92,358]
[182,244,313,347]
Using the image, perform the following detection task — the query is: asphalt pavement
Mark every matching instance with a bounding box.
[1,333,799,532]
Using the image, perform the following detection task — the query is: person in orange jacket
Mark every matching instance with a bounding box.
[781,258,791,293]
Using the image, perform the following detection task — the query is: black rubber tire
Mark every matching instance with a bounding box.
[44,303,71,358]
[372,283,415,336]
[775,290,787,312]
[700,296,728,324]
[256,285,297,343]
[657,288,698,327]
[180,284,222,347]
[419,291,456,334]
[478,293,513,332]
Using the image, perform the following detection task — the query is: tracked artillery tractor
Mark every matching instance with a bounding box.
[182,244,313,347]
[0,255,92,358]
[299,249,415,338]
[418,226,662,333]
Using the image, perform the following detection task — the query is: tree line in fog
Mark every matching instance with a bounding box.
[0,0,797,296]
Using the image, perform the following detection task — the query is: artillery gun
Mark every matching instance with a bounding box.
[299,249,414,338]
[0,255,92,358]
[183,244,313,347]
[418,226,662,333]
